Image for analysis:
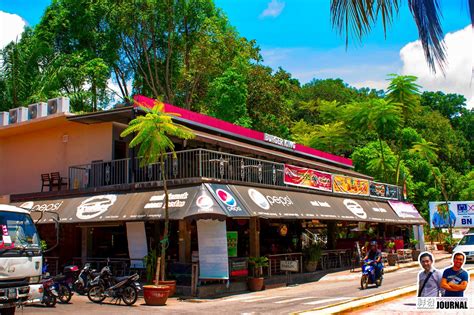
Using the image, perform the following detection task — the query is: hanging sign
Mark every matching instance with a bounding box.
[284,164,332,192]
[332,175,369,195]
[197,220,229,279]
[370,182,399,199]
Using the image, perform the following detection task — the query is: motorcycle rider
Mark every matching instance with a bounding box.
[364,240,382,279]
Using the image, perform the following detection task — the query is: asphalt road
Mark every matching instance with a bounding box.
[16,259,461,315]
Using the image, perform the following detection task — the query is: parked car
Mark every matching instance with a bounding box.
[452,233,474,262]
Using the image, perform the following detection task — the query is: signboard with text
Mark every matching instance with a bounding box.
[332,175,370,196]
[284,164,332,192]
[429,201,474,228]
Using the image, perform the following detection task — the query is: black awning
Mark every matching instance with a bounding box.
[228,185,423,224]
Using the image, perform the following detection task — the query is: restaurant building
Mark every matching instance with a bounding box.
[0,96,425,295]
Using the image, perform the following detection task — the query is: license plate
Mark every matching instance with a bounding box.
[7,288,16,299]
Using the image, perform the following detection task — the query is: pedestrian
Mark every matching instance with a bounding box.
[417,252,443,297]
[440,252,469,297]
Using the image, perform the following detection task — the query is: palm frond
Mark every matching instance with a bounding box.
[407,0,446,73]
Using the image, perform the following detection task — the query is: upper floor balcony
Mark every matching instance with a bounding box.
[68,148,402,201]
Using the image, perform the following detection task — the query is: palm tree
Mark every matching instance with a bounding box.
[121,100,195,281]
[308,121,349,154]
[330,0,474,72]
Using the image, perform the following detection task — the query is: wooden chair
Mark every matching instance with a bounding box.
[41,173,51,192]
[50,172,68,190]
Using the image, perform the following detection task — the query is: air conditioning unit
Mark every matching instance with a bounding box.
[47,97,70,115]
[28,102,48,119]
[0,112,9,126]
[9,107,28,124]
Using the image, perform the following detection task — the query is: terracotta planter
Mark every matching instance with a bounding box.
[305,261,318,272]
[387,253,398,266]
[143,285,170,306]
[157,280,177,297]
[436,244,444,250]
[248,277,264,291]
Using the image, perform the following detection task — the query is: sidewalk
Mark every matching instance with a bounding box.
[318,251,451,282]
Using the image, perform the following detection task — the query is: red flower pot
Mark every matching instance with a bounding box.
[157,280,177,297]
[143,285,170,306]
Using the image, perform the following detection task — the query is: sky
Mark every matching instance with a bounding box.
[0,0,473,107]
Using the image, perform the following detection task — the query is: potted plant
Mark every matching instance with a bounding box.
[142,249,171,306]
[303,243,322,272]
[428,229,439,245]
[409,239,420,261]
[247,256,269,291]
[386,241,397,266]
[443,236,456,254]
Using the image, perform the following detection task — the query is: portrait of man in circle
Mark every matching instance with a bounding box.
[440,252,469,297]
[417,251,443,297]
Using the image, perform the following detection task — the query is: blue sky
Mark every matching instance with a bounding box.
[0,0,472,105]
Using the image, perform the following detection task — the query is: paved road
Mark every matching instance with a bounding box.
[16,259,461,315]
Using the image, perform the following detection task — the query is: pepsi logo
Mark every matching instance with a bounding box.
[196,195,213,210]
[248,189,270,210]
[216,189,236,206]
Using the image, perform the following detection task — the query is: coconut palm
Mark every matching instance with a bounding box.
[330,0,474,72]
[121,100,195,281]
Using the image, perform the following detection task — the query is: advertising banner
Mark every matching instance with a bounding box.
[370,182,399,199]
[197,219,229,279]
[332,175,369,195]
[227,231,238,257]
[429,201,474,228]
[283,164,332,192]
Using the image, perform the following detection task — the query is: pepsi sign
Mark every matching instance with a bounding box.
[205,184,249,217]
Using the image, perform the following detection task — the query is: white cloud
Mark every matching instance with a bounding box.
[352,80,388,91]
[0,11,26,49]
[400,24,473,108]
[260,0,285,18]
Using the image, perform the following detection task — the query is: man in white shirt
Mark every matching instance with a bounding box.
[418,252,443,297]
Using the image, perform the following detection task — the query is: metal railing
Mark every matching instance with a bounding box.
[69,149,285,190]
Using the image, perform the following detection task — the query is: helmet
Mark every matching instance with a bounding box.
[370,241,377,246]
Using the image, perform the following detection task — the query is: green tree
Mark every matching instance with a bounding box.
[120,101,195,281]
[330,0,474,72]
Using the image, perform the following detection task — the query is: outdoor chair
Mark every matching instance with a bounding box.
[41,173,51,192]
[50,172,68,190]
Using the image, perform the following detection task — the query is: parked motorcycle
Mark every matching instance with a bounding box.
[26,277,59,307]
[74,263,97,295]
[87,266,141,306]
[360,259,383,289]
[51,265,79,303]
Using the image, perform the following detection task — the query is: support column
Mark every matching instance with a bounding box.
[178,220,191,263]
[249,218,260,257]
[81,227,88,265]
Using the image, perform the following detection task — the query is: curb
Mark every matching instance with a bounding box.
[296,267,474,314]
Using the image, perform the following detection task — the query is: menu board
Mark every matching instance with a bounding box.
[197,220,229,279]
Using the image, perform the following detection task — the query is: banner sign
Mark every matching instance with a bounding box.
[197,219,229,279]
[370,182,399,199]
[284,164,332,192]
[429,201,474,228]
[227,231,238,257]
[332,175,369,195]
[280,260,299,272]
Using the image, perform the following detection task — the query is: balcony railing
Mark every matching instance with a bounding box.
[69,149,285,190]
[68,148,402,200]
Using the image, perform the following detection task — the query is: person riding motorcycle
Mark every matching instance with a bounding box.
[364,241,383,279]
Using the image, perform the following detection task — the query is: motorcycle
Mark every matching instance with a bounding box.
[87,265,141,306]
[74,263,97,295]
[53,265,79,303]
[360,259,383,289]
[26,277,59,307]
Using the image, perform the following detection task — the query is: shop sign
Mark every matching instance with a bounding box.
[343,199,367,219]
[76,195,117,220]
[196,194,214,211]
[247,188,294,210]
[280,260,299,272]
[144,192,189,209]
[284,164,332,192]
[20,200,64,212]
[206,184,249,216]
[369,182,399,199]
[264,133,296,149]
[333,175,369,195]
[227,231,238,257]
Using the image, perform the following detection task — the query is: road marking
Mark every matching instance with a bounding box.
[225,295,265,301]
[303,297,351,305]
[274,297,316,304]
[242,296,284,302]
